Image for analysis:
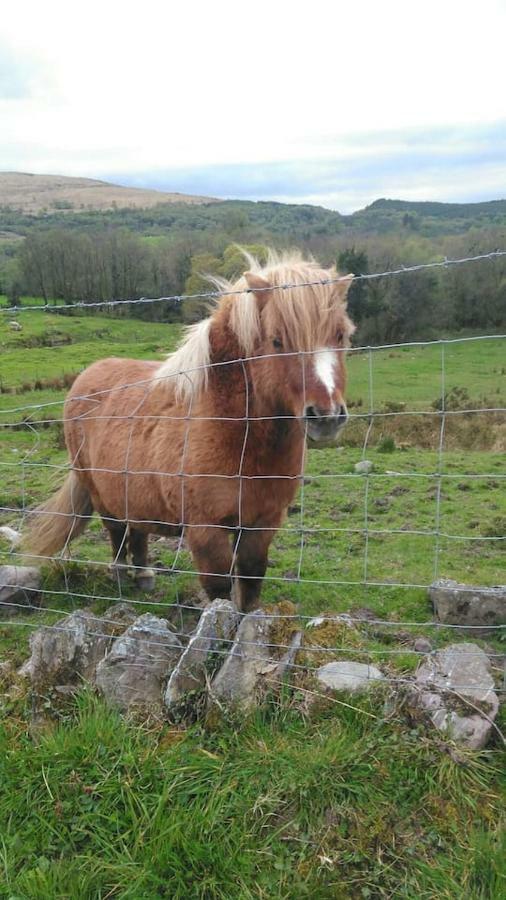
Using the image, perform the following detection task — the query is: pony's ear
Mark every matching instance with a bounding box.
[338,273,354,303]
[244,272,271,308]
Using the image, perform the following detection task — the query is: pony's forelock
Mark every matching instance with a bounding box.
[153,248,354,401]
[226,248,355,353]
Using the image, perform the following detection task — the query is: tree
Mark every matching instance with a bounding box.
[338,247,371,325]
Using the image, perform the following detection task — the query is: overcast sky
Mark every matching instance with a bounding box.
[1,0,505,212]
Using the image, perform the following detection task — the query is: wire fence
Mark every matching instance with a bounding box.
[1,251,505,701]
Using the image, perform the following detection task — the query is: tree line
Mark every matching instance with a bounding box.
[1,223,505,343]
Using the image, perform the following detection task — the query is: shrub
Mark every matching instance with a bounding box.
[377,435,396,453]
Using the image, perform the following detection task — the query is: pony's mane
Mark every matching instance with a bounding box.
[153,249,353,402]
[153,317,212,403]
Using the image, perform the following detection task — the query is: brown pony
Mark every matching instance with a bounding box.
[23,250,355,611]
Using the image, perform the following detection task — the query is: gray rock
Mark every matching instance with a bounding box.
[412,643,499,750]
[27,609,114,688]
[0,526,21,547]
[95,613,182,712]
[306,615,328,629]
[0,565,41,615]
[414,637,433,654]
[430,579,506,634]
[354,460,373,474]
[211,610,283,710]
[271,631,303,682]
[17,658,33,679]
[165,599,239,710]
[315,661,385,693]
[307,613,357,629]
[101,602,137,630]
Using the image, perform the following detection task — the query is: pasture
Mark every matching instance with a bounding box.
[0,309,505,898]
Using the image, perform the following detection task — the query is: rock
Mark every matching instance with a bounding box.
[307,613,357,629]
[307,616,327,629]
[165,599,239,710]
[0,526,21,547]
[100,601,137,630]
[315,661,385,693]
[210,610,284,710]
[414,637,433,654]
[17,659,33,679]
[27,609,115,688]
[95,613,182,712]
[354,460,373,474]
[429,579,506,634]
[0,565,41,615]
[269,630,303,683]
[412,643,499,750]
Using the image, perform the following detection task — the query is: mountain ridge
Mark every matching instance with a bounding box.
[1,172,506,238]
[0,172,217,214]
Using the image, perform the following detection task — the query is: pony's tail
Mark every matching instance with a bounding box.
[21,471,93,563]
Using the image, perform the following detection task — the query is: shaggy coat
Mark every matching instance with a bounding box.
[23,250,355,610]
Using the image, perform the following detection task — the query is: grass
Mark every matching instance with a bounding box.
[0,694,504,899]
[0,310,182,391]
[0,309,505,898]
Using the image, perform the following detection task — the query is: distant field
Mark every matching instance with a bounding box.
[1,309,504,627]
[0,309,504,899]
[1,308,505,401]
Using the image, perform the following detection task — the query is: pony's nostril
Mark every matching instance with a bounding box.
[338,404,348,424]
[305,405,318,419]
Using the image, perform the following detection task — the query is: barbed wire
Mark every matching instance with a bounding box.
[2,249,506,316]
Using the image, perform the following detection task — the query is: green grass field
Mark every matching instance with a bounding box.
[0,310,505,898]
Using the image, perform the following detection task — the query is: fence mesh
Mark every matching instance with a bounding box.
[1,253,505,699]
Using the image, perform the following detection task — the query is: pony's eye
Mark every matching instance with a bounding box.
[273,337,283,349]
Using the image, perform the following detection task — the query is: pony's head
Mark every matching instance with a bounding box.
[155,250,355,445]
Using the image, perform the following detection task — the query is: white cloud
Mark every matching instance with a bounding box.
[1,0,506,208]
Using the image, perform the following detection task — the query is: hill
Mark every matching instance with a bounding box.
[0,172,218,214]
[349,196,506,234]
[2,172,506,238]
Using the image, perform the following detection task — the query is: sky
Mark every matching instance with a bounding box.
[1,0,505,213]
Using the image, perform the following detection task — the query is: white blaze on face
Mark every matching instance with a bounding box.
[314,348,337,397]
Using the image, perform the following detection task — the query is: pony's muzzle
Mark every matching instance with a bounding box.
[304,403,348,444]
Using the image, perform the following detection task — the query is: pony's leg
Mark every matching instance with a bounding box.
[234,528,274,612]
[187,527,233,601]
[130,528,155,592]
[104,518,129,582]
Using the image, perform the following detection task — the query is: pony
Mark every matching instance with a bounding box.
[23,250,355,611]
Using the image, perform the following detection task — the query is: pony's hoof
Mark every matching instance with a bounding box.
[135,569,155,592]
